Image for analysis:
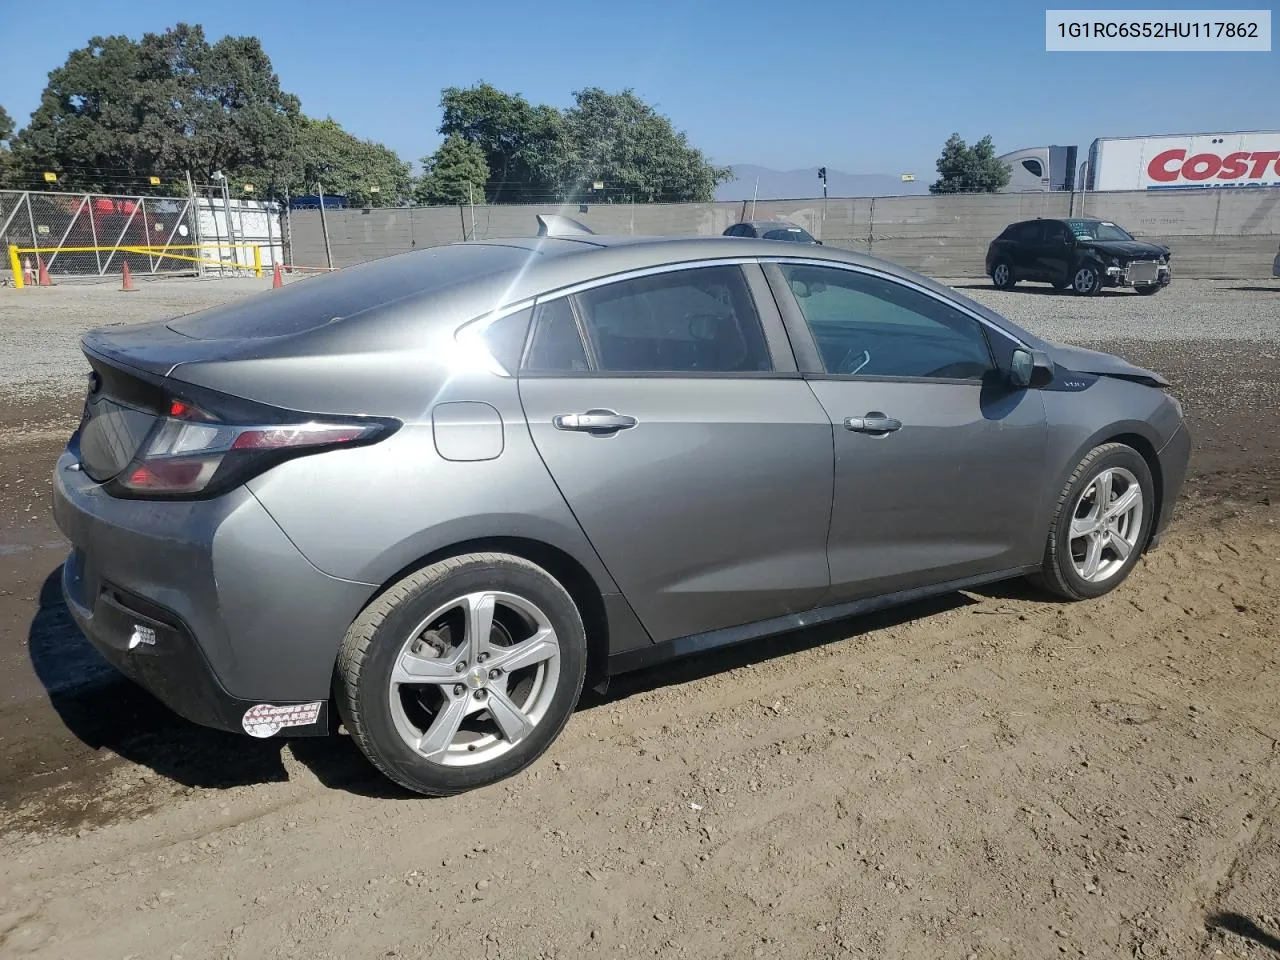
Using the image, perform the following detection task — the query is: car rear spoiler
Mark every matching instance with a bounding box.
[536,214,595,238]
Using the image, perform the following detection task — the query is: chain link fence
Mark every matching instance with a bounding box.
[0,190,201,280]
[1,189,285,283]
[284,187,1280,279]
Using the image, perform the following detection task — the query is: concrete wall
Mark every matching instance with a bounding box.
[286,188,1280,279]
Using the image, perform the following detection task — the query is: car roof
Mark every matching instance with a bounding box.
[740,220,810,230]
[206,229,1038,356]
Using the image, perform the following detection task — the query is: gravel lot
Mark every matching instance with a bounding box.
[1,272,1278,960]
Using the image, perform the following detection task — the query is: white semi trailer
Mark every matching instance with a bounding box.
[998,130,1280,192]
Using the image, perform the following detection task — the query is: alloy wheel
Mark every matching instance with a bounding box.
[1073,267,1098,294]
[388,591,561,766]
[1068,467,1144,583]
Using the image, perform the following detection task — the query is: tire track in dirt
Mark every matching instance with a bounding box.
[1,499,1277,960]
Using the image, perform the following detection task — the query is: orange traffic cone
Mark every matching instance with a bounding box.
[37,258,51,287]
[272,262,283,289]
[121,261,136,292]
[21,258,33,286]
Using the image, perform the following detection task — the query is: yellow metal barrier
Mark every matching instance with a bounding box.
[7,243,264,289]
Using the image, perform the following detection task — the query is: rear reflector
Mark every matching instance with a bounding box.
[230,424,368,450]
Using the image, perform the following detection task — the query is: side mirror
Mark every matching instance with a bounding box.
[814,240,824,245]
[1010,348,1055,389]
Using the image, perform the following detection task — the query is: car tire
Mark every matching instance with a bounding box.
[1030,443,1155,601]
[1071,262,1104,296]
[335,552,588,796]
[1051,279,1069,291]
[991,260,1016,290]
[1135,284,1161,296]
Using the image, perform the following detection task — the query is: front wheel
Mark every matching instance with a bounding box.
[1135,284,1161,296]
[1031,443,1154,600]
[1071,263,1104,297]
[336,553,588,796]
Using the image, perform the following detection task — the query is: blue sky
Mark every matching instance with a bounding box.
[0,0,1274,178]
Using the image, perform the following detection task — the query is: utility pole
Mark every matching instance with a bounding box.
[317,180,334,270]
[184,170,204,278]
[818,166,828,221]
[751,176,759,220]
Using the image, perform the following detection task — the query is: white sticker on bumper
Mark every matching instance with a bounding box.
[241,701,324,738]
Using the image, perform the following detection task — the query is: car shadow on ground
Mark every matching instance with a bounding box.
[27,566,974,801]
[948,282,1132,297]
[1205,913,1280,954]
[25,568,401,799]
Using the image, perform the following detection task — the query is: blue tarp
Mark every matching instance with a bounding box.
[289,194,347,210]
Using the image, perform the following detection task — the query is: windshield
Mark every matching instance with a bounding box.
[1066,219,1134,242]
[762,226,816,243]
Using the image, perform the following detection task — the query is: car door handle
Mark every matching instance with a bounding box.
[553,411,638,434]
[843,414,902,435]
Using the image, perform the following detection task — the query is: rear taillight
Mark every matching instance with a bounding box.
[110,397,396,499]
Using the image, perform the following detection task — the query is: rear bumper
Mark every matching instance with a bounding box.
[60,555,331,735]
[52,450,375,736]
[1148,419,1191,551]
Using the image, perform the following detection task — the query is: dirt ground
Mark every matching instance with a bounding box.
[1,280,1279,959]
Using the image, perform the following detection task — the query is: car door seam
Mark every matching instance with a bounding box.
[800,377,838,593]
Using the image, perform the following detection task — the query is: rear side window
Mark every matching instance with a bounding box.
[478,307,532,373]
[524,298,589,373]
[574,266,773,374]
[1040,221,1069,243]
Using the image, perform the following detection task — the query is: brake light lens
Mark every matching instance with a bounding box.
[113,399,394,498]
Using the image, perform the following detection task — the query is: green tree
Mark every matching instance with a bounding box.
[0,105,14,187]
[238,117,411,206]
[929,133,1010,194]
[415,135,489,205]
[560,88,730,202]
[12,24,303,191]
[438,82,567,202]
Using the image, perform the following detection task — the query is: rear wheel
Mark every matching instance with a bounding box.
[336,553,587,796]
[1071,263,1103,297]
[991,260,1016,290]
[1031,443,1154,600]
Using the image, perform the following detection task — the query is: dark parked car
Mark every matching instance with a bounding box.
[986,218,1171,296]
[724,220,821,244]
[54,216,1189,796]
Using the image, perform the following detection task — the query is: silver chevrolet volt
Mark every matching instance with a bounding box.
[52,216,1190,795]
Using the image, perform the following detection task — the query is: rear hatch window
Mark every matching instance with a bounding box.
[166,244,530,341]
[77,359,166,483]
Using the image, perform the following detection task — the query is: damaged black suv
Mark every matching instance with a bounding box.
[986,217,1172,297]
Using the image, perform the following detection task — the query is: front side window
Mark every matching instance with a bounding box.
[573,265,773,374]
[1066,219,1135,242]
[762,226,816,243]
[778,264,994,380]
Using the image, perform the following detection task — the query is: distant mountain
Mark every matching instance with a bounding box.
[715,164,930,201]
